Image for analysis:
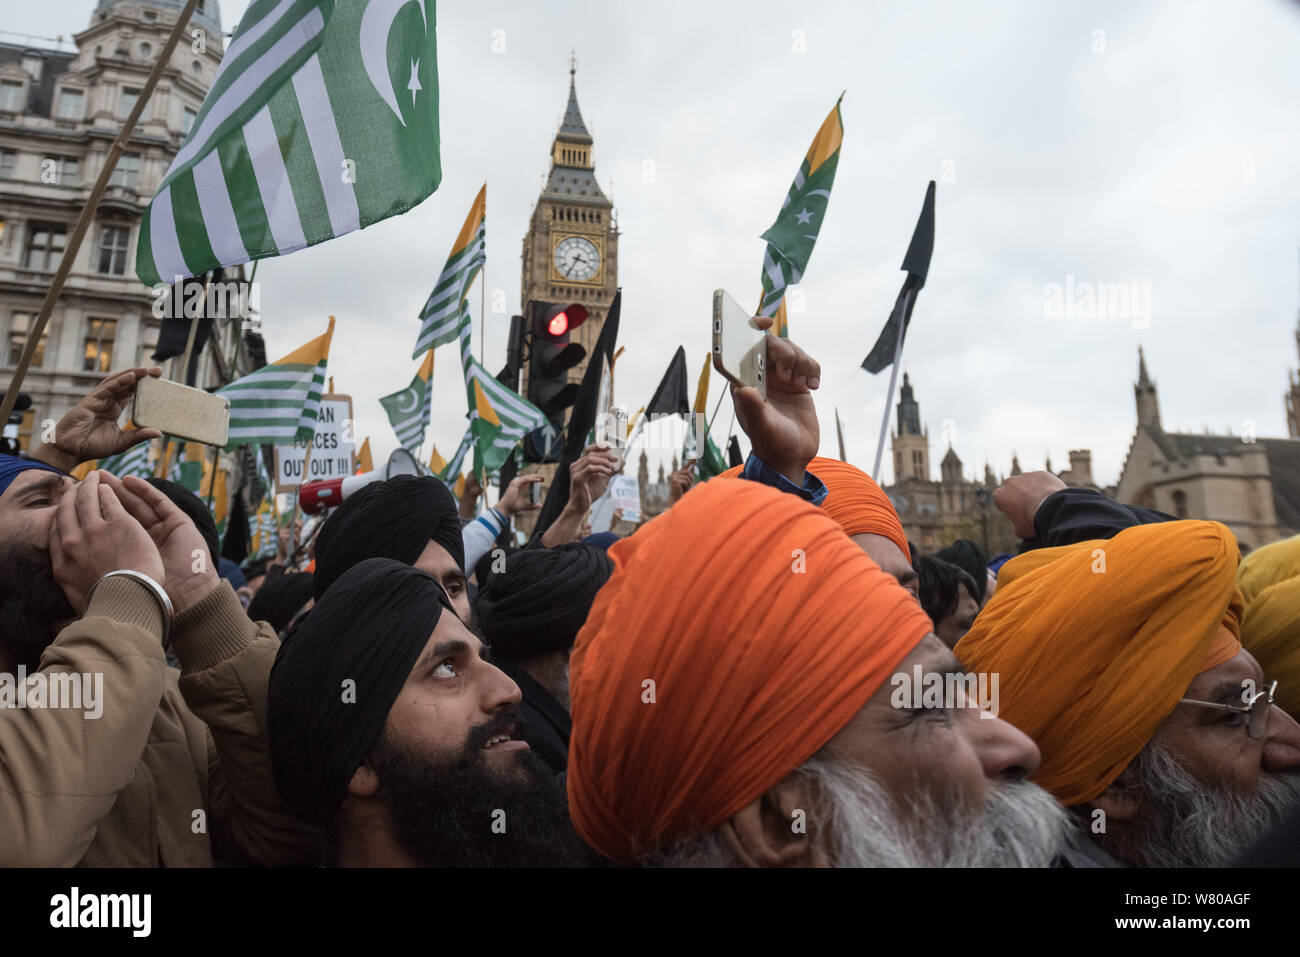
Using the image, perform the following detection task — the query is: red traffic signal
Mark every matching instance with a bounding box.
[541,303,588,339]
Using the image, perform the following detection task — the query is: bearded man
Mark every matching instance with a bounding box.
[268,558,593,866]
[566,478,1070,867]
[956,520,1300,867]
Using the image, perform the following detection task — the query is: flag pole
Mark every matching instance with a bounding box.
[871,288,914,481]
[287,433,316,564]
[156,270,213,478]
[0,0,203,427]
[836,406,847,462]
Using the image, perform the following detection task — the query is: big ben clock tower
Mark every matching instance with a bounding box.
[520,60,619,401]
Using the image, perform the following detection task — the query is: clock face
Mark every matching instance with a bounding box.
[554,235,600,282]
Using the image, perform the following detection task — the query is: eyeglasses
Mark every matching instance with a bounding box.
[1178,680,1278,739]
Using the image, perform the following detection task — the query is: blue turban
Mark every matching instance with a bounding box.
[0,454,67,500]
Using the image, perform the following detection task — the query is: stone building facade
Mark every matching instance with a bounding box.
[1115,346,1300,551]
[0,0,256,453]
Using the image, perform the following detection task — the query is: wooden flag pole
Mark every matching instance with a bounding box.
[0,0,203,426]
[871,288,915,482]
[835,406,847,462]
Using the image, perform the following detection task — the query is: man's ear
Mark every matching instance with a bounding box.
[347,762,380,798]
[1090,779,1140,824]
[717,774,814,868]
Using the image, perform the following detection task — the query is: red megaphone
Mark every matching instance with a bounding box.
[298,448,420,514]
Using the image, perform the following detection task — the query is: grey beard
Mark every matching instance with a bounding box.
[806,758,1070,868]
[659,755,1070,868]
[1109,742,1300,868]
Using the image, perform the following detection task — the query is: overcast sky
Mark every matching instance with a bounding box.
[14,0,1300,487]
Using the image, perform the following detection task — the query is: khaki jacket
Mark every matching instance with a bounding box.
[0,577,319,867]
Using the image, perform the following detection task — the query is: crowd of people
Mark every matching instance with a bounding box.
[1,330,1298,869]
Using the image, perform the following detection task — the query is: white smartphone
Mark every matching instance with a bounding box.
[132,376,230,447]
[712,289,766,401]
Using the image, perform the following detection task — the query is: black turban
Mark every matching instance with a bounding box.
[312,475,463,599]
[475,543,612,658]
[268,558,454,825]
[147,477,218,564]
[935,538,988,604]
[246,572,315,635]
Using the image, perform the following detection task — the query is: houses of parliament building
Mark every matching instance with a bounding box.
[886,327,1300,557]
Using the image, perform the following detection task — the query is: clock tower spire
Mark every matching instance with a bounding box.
[520,60,619,400]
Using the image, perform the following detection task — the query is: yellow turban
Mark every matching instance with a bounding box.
[955,520,1243,807]
[1238,534,1300,719]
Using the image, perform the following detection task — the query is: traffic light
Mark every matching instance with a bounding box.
[523,301,588,462]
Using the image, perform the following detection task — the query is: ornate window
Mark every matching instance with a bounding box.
[83,318,117,372]
[24,223,67,271]
[97,225,130,274]
[8,312,46,366]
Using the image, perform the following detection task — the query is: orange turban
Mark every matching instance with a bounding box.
[720,456,909,558]
[955,520,1243,807]
[1237,534,1300,718]
[567,478,933,862]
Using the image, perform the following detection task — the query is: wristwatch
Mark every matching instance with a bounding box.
[84,570,175,648]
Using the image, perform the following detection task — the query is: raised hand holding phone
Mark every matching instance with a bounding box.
[714,290,821,486]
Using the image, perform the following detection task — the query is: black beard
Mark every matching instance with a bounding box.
[0,543,76,670]
[370,710,594,867]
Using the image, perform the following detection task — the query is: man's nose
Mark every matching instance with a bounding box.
[1263,705,1300,773]
[969,713,1042,780]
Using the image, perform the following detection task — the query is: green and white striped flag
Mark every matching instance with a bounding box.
[136,0,441,286]
[758,97,844,332]
[413,185,486,356]
[413,185,485,357]
[97,439,153,479]
[437,427,472,484]
[379,348,434,451]
[466,356,548,481]
[217,317,334,448]
[168,445,205,492]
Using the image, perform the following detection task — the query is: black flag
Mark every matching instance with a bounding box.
[861,181,935,373]
[534,290,622,535]
[645,346,691,417]
[221,491,250,565]
[153,269,225,385]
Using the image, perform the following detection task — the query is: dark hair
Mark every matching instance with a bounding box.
[242,558,270,580]
[915,555,979,625]
[247,572,314,636]
[146,477,219,564]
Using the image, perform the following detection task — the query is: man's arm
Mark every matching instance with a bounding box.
[171,582,322,866]
[1,473,170,866]
[541,447,620,547]
[0,580,167,867]
[463,507,508,571]
[729,323,826,502]
[993,471,1174,551]
[100,473,321,865]
[28,367,161,472]
[739,453,828,505]
[1030,487,1174,549]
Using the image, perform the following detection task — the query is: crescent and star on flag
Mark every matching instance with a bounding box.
[392,385,420,414]
[360,0,430,126]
